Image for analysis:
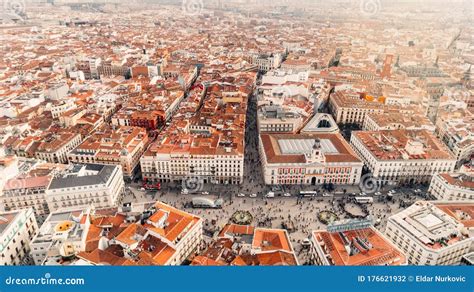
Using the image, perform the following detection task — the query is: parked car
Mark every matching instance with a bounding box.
[237,193,246,197]
[283,193,291,197]
[250,193,257,198]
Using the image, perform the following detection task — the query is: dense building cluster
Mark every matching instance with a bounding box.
[0,0,473,266]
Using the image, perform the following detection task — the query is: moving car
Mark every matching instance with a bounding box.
[250,193,257,198]
[283,193,291,197]
[237,193,246,197]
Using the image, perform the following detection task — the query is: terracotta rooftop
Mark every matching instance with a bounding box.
[352,129,454,161]
[261,133,361,164]
[252,228,293,253]
[435,202,474,228]
[312,227,406,266]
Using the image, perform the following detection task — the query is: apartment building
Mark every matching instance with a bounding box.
[311,219,406,266]
[76,202,203,266]
[385,201,473,265]
[193,224,298,266]
[1,176,52,222]
[35,131,83,164]
[67,126,149,178]
[45,164,124,213]
[30,207,93,265]
[246,53,283,72]
[329,91,385,125]
[435,108,474,167]
[257,105,305,134]
[428,172,474,201]
[350,130,456,185]
[141,75,254,185]
[363,112,436,132]
[0,208,38,265]
[141,139,244,185]
[329,91,414,126]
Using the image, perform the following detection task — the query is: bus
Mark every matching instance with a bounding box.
[354,197,374,204]
[191,197,223,209]
[299,191,318,197]
[142,182,161,191]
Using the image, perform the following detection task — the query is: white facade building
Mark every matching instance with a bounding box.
[259,133,363,185]
[428,173,474,201]
[257,105,305,134]
[350,130,456,185]
[45,164,124,212]
[385,201,473,265]
[363,112,436,132]
[247,53,283,72]
[50,99,77,119]
[1,176,51,222]
[141,152,244,185]
[0,208,38,265]
[35,132,82,164]
[30,207,92,265]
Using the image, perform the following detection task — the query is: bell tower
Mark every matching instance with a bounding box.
[308,138,325,164]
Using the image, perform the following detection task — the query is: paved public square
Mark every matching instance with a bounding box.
[123,181,429,264]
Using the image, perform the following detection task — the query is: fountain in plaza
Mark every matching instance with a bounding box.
[317,210,339,225]
[231,210,253,225]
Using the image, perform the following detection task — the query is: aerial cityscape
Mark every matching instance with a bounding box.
[0,0,473,269]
